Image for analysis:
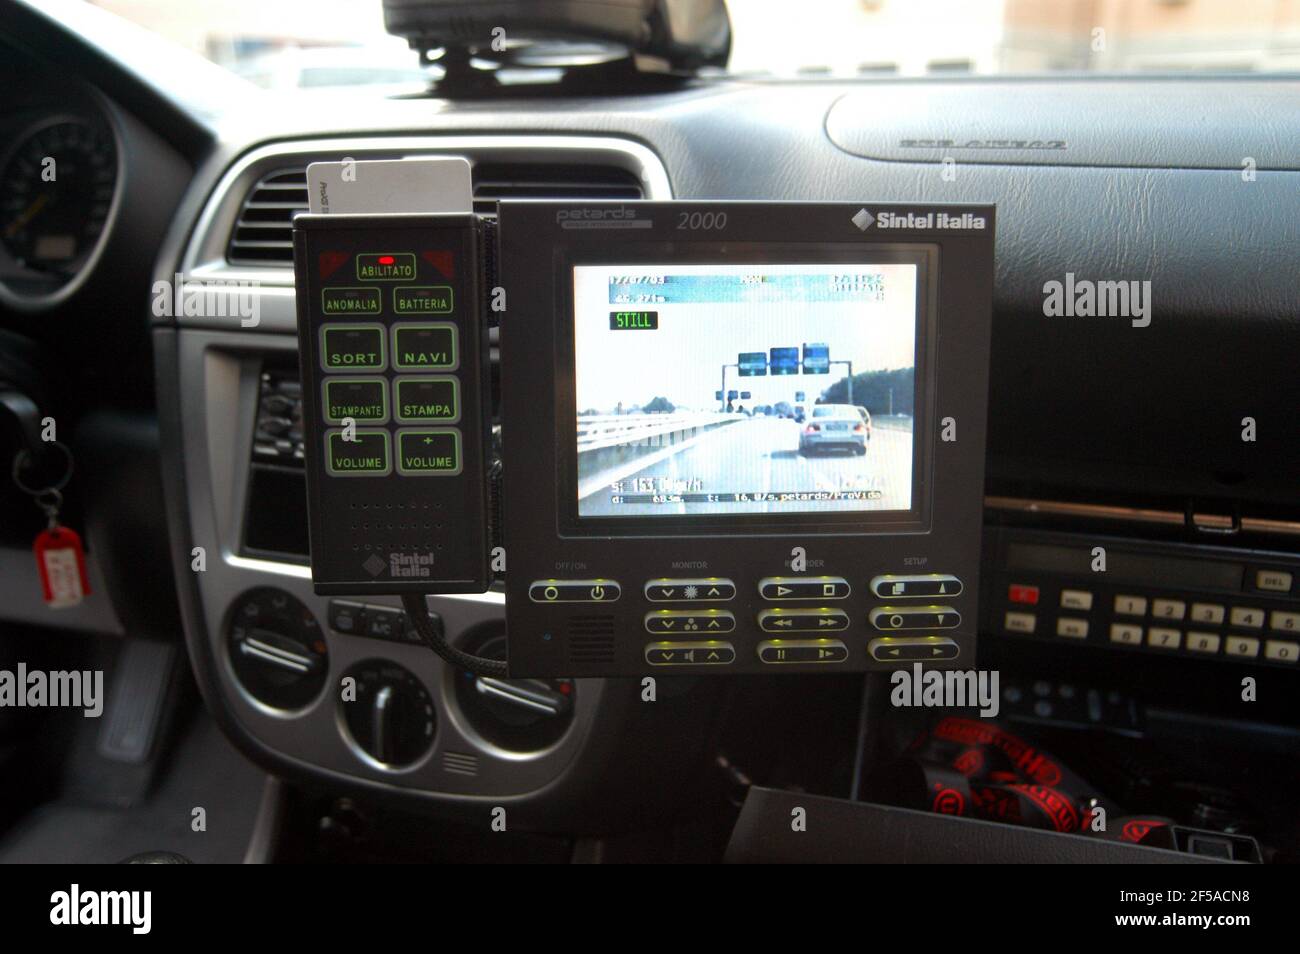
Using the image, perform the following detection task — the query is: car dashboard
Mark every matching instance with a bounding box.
[0,0,1297,867]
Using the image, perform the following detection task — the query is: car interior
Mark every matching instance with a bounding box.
[0,0,1297,873]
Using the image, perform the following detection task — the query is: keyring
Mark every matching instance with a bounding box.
[11,441,73,496]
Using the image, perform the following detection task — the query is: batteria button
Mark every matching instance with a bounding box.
[392,323,458,371]
[869,606,961,631]
[321,324,385,372]
[869,574,963,599]
[757,639,848,664]
[644,609,735,635]
[757,608,849,633]
[528,580,621,603]
[645,641,735,666]
[324,429,390,477]
[758,577,851,600]
[867,636,960,662]
[394,285,454,315]
[644,579,735,602]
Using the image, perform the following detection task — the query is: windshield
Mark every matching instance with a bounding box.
[76,0,1300,89]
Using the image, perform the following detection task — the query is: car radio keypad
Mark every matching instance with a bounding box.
[989,530,1300,669]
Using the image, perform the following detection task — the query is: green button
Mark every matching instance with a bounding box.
[323,377,388,424]
[321,287,380,315]
[326,429,391,477]
[321,324,385,372]
[392,323,457,371]
[394,376,458,423]
[356,253,416,281]
[396,428,461,476]
[394,285,454,315]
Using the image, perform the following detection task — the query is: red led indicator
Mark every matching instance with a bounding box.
[377,255,396,266]
[1008,584,1040,605]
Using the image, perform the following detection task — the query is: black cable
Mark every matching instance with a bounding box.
[402,593,507,677]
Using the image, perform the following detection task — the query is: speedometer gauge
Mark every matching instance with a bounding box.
[0,118,117,280]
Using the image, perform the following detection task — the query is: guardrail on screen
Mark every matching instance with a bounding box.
[576,412,744,453]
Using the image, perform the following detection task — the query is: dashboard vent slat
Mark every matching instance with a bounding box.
[225,159,644,267]
[226,167,310,266]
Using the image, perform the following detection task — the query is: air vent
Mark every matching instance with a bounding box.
[567,615,616,663]
[226,168,309,265]
[442,751,479,777]
[226,160,644,266]
[471,162,643,215]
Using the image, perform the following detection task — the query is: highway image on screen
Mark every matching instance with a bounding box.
[573,261,918,518]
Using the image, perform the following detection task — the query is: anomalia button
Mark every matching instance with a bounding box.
[396,428,461,476]
[395,376,459,423]
[393,323,457,371]
[321,324,385,372]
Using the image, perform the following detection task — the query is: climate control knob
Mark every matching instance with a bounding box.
[339,660,436,768]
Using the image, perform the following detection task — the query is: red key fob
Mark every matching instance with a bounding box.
[34,525,90,609]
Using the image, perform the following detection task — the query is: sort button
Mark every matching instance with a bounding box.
[321,324,386,372]
[393,323,458,371]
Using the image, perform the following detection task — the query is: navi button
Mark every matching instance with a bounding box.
[869,606,961,631]
[644,609,736,635]
[758,577,851,600]
[392,323,458,371]
[867,636,960,662]
[757,639,849,664]
[757,608,850,633]
[644,579,736,602]
[645,642,735,666]
[869,574,963,599]
[324,429,390,477]
[528,580,621,603]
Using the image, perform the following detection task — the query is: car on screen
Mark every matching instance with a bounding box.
[798,404,869,455]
